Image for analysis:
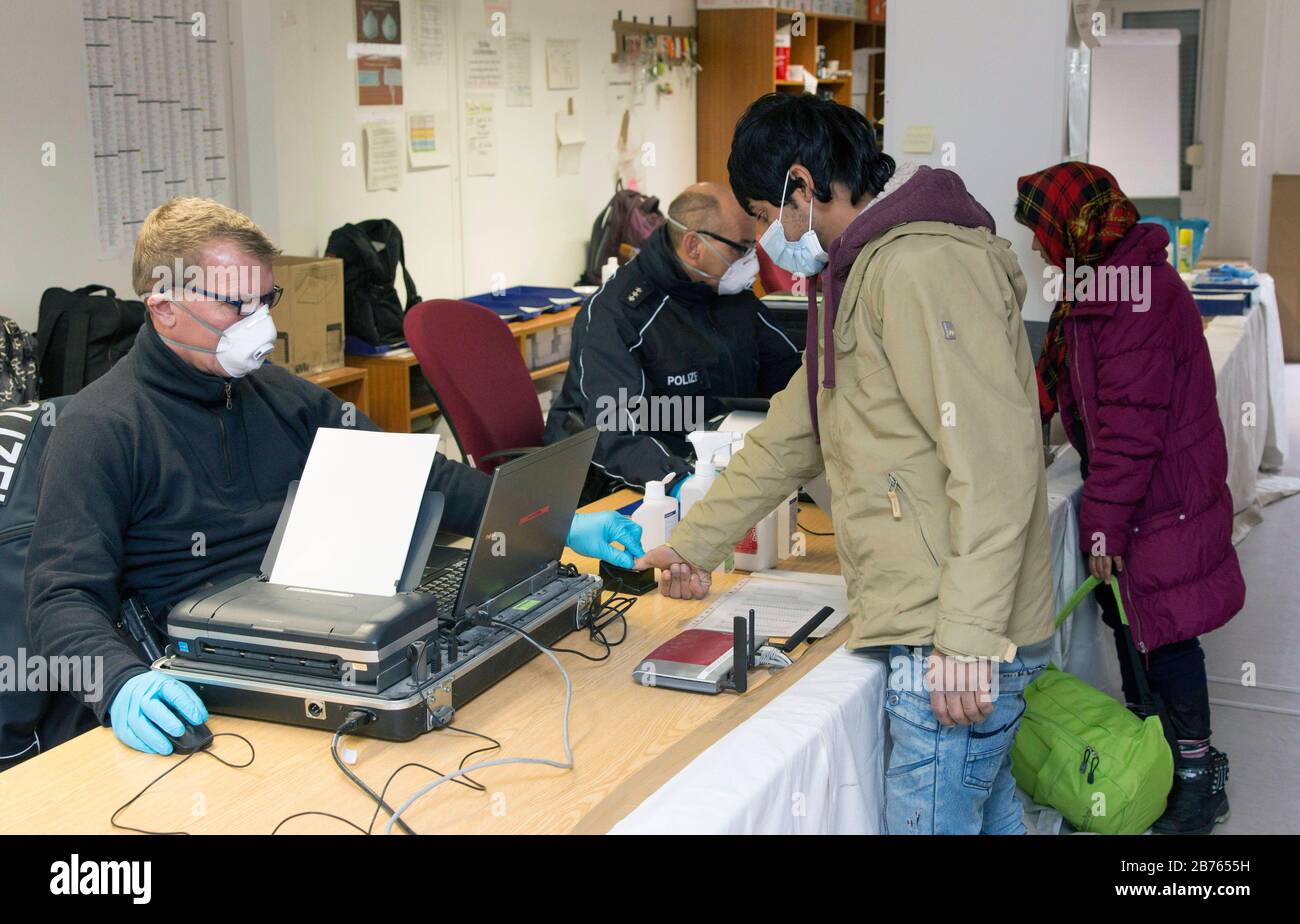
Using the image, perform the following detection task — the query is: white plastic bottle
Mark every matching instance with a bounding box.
[678,431,738,521]
[632,474,679,549]
[734,508,778,572]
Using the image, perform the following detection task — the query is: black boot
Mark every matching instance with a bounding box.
[1152,747,1230,835]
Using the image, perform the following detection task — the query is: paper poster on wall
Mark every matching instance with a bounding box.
[80,0,235,259]
[505,33,532,107]
[356,0,403,105]
[464,95,497,176]
[416,0,448,67]
[407,111,450,169]
[545,38,580,90]
[556,111,585,176]
[463,34,504,91]
[363,121,403,190]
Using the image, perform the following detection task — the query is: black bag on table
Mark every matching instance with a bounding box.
[36,285,146,399]
[325,219,420,347]
[0,396,97,771]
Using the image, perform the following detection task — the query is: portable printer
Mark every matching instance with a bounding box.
[158,429,604,740]
[166,483,447,693]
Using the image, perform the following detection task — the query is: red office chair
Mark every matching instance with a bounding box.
[403,299,544,473]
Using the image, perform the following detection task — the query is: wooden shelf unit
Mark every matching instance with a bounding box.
[344,306,580,433]
[303,365,370,419]
[696,6,886,185]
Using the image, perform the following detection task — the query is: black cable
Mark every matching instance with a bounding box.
[588,592,633,649]
[271,725,502,835]
[484,589,635,662]
[272,811,369,835]
[362,724,504,833]
[797,518,835,537]
[499,620,611,661]
[110,732,255,835]
[331,710,419,836]
[445,723,503,769]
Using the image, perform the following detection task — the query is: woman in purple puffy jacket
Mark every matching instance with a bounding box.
[1016,162,1245,834]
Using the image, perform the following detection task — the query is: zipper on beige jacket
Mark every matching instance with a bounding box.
[888,472,939,567]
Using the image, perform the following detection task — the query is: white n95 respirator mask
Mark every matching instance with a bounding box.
[668,215,761,295]
[161,302,278,378]
[715,248,761,295]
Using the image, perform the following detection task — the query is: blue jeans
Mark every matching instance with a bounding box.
[882,639,1051,834]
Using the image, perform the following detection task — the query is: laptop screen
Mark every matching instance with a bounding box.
[453,428,598,619]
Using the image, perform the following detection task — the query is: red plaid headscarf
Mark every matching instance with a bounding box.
[1015,162,1139,419]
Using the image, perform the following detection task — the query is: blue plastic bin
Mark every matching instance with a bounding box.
[1139,216,1210,265]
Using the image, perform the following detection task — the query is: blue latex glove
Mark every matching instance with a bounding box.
[668,474,692,498]
[566,511,645,569]
[109,670,209,755]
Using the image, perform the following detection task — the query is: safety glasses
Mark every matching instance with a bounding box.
[697,229,756,256]
[187,284,284,317]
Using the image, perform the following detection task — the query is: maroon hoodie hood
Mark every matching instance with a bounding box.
[805,165,996,439]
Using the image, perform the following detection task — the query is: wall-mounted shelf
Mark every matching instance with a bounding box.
[610,14,698,65]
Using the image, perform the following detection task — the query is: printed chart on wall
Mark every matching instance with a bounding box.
[80,0,234,260]
[356,0,404,106]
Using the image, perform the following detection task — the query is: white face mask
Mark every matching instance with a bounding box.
[668,216,761,295]
[161,302,277,378]
[714,248,761,295]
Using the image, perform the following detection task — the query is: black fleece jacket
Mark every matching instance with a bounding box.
[24,320,489,723]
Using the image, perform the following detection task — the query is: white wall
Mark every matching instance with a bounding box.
[0,0,697,331]
[883,0,1073,322]
[257,0,697,302]
[1211,0,1300,267]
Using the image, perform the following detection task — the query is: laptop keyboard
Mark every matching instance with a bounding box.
[418,556,469,620]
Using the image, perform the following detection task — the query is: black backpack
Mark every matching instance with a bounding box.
[0,397,96,771]
[0,317,38,407]
[36,285,146,399]
[325,220,420,347]
[579,181,665,286]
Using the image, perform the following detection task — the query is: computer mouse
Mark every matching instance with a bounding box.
[165,720,214,755]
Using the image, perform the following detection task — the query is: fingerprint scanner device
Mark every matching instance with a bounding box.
[159,429,603,740]
[598,560,658,596]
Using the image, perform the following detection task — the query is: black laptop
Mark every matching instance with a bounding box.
[418,428,598,625]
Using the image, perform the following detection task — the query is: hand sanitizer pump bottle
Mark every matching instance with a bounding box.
[679,431,738,521]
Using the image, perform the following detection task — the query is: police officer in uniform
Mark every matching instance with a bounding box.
[545,182,801,501]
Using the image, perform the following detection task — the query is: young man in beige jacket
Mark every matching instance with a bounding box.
[637,94,1056,834]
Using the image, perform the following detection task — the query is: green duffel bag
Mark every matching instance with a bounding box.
[1011,576,1174,834]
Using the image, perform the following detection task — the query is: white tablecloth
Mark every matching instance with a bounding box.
[611,648,888,834]
[614,283,1287,834]
[1205,278,1293,538]
[612,480,1117,835]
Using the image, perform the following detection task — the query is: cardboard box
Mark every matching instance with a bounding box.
[1266,174,1300,362]
[270,256,345,376]
[527,324,572,371]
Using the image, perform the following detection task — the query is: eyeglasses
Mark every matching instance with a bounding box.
[697,229,756,255]
[186,285,284,316]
